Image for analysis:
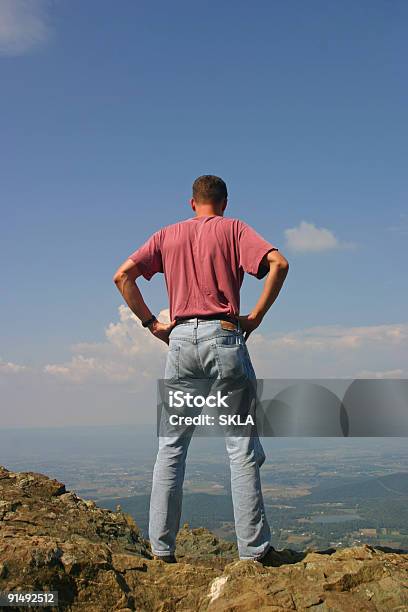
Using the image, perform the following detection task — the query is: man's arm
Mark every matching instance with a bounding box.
[113,257,175,344]
[239,249,289,341]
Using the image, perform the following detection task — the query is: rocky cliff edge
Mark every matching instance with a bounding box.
[1,465,407,611]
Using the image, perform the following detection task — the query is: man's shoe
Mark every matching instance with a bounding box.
[255,545,280,567]
[153,554,177,563]
[256,545,303,567]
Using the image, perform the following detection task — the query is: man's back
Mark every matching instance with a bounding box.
[129,215,275,320]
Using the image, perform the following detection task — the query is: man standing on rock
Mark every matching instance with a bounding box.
[113,175,289,563]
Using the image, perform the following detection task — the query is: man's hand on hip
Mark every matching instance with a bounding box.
[149,319,177,345]
[238,313,263,342]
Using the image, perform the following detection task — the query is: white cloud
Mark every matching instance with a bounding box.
[248,323,408,378]
[44,305,170,384]
[0,358,27,373]
[0,0,52,56]
[284,221,351,253]
[263,323,408,351]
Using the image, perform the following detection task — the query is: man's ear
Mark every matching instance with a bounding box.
[190,197,196,212]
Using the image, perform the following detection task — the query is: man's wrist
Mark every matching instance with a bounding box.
[141,314,157,329]
[149,318,159,332]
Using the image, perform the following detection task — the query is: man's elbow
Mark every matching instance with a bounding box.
[269,251,289,274]
[278,256,289,273]
[113,269,128,287]
[113,262,141,288]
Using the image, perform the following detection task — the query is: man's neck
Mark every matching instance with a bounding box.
[194,205,224,218]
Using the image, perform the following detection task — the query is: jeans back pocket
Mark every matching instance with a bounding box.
[214,341,247,380]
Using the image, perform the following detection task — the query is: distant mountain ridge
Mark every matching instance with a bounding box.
[308,471,408,502]
[1,464,408,611]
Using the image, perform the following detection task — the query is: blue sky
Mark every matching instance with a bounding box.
[1,0,407,426]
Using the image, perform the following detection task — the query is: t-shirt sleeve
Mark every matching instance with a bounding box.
[128,230,163,280]
[238,221,278,279]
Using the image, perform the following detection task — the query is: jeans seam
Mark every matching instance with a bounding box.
[241,344,250,378]
[211,342,223,378]
[166,345,180,381]
[176,346,180,380]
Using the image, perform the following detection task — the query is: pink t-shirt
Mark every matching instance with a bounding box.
[128,216,277,321]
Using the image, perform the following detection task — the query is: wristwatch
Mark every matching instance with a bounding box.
[142,315,157,329]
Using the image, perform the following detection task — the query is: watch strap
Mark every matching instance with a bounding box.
[142,315,157,328]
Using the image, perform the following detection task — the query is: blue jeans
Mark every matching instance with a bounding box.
[148,318,271,560]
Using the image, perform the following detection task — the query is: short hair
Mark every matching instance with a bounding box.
[192,175,228,204]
